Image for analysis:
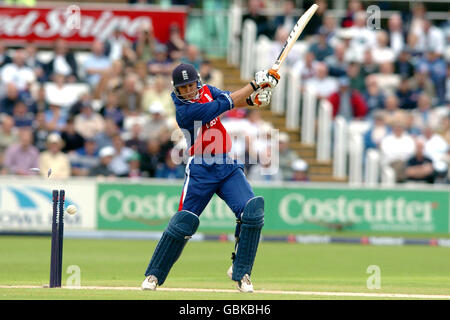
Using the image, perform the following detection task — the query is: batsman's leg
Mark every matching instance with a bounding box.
[232,196,264,283]
[142,210,199,289]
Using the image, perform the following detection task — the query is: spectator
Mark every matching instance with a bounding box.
[141,102,169,140]
[362,74,385,116]
[290,158,309,182]
[155,150,185,179]
[415,20,446,56]
[417,49,447,105]
[347,11,377,62]
[0,83,21,116]
[412,93,440,131]
[372,30,396,64]
[181,44,202,70]
[88,146,116,177]
[99,90,124,129]
[420,126,449,172]
[147,44,172,76]
[328,77,368,120]
[46,38,78,83]
[117,73,142,114]
[12,100,33,128]
[0,49,35,92]
[33,85,49,113]
[304,62,338,100]
[94,118,119,150]
[396,77,418,110]
[380,115,416,182]
[325,42,348,77]
[74,104,105,140]
[302,0,328,37]
[363,111,389,150]
[61,117,85,152]
[409,69,436,99]
[1,127,39,175]
[24,41,45,82]
[0,39,12,68]
[123,122,145,152]
[141,75,173,118]
[387,13,406,58]
[404,31,423,61]
[83,40,112,87]
[278,132,298,181]
[199,60,224,89]
[382,95,401,125]
[0,115,18,168]
[340,0,362,28]
[373,62,400,96]
[321,13,339,47]
[45,73,78,110]
[273,0,298,34]
[139,138,164,178]
[346,62,365,92]
[360,49,379,77]
[104,27,129,61]
[39,133,71,179]
[45,39,78,82]
[436,113,450,145]
[32,111,49,152]
[109,133,134,177]
[44,103,67,133]
[127,151,142,178]
[241,0,272,38]
[68,92,93,118]
[70,139,99,176]
[394,50,414,79]
[133,21,158,63]
[405,139,435,184]
[293,51,317,81]
[166,23,186,62]
[309,26,334,61]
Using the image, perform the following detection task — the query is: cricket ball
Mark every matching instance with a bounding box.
[66,204,77,215]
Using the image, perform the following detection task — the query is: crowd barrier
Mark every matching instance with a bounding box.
[0,177,448,234]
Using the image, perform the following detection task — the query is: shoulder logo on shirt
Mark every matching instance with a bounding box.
[204,93,213,102]
[182,70,189,80]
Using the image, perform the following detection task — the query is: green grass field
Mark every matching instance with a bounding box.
[0,236,449,300]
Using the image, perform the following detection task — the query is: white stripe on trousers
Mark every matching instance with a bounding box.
[180,156,194,207]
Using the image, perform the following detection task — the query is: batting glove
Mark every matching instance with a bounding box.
[254,69,280,89]
[246,88,272,107]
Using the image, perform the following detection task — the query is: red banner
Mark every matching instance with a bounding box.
[0,4,187,46]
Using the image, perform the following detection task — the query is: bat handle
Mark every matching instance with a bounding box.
[268,68,280,80]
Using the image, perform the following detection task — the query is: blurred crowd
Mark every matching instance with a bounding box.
[0,0,448,184]
[0,12,305,182]
[244,0,449,183]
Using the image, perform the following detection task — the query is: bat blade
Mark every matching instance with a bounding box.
[272,4,319,71]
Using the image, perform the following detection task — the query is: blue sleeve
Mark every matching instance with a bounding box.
[174,88,234,126]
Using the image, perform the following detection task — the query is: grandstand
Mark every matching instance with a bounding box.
[0,0,448,185]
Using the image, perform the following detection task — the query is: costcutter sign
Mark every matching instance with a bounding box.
[0,4,186,45]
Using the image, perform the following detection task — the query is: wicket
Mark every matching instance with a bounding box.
[49,189,65,288]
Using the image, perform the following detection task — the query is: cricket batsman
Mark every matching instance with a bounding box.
[142,63,279,292]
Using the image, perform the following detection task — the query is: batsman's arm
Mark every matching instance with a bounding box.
[230,81,259,109]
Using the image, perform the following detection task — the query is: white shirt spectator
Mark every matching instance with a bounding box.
[415,24,446,55]
[53,55,72,76]
[1,63,35,91]
[380,131,416,166]
[45,83,78,109]
[372,47,395,64]
[421,133,449,164]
